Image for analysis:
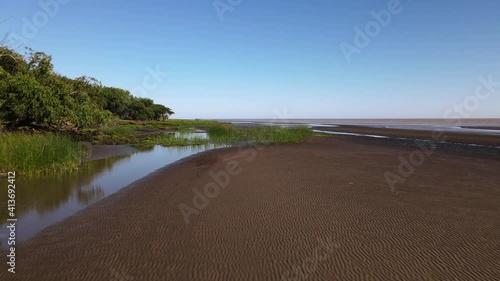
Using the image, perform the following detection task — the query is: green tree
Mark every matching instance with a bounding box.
[153,105,174,121]
[26,50,54,81]
[126,97,157,120]
[0,45,173,128]
[0,47,28,76]
[0,74,62,126]
[100,87,132,119]
[61,76,112,127]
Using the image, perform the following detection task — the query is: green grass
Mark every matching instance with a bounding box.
[165,119,222,127]
[250,126,313,144]
[115,119,221,131]
[207,124,245,143]
[0,121,313,175]
[177,126,198,133]
[0,133,84,175]
[208,124,313,144]
[101,126,135,136]
[89,119,223,145]
[144,133,210,147]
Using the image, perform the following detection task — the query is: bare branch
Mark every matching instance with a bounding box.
[0,37,20,60]
[0,52,18,60]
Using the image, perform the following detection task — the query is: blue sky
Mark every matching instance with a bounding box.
[1,0,499,119]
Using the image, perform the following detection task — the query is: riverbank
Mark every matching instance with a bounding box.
[3,136,499,280]
[0,120,314,174]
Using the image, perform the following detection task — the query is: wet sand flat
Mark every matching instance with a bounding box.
[314,125,500,145]
[2,136,500,280]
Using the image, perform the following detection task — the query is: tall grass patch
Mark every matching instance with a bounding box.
[208,124,313,144]
[207,124,247,143]
[0,133,84,175]
[250,126,313,144]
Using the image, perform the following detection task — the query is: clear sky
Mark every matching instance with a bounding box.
[1,0,499,119]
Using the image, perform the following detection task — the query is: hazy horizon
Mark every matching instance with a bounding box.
[2,0,500,119]
[212,118,500,126]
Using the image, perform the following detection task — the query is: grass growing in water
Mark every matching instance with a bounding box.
[207,124,245,143]
[208,124,313,144]
[144,133,210,147]
[250,126,313,144]
[0,133,84,175]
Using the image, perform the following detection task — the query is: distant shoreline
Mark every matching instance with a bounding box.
[214,118,500,125]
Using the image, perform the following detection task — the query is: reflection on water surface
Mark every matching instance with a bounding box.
[0,144,219,248]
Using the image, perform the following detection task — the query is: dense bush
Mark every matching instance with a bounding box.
[0,46,174,128]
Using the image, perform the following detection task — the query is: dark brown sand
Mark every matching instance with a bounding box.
[461,125,500,131]
[2,137,500,280]
[314,125,500,145]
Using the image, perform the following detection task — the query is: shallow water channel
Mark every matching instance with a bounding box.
[0,135,220,249]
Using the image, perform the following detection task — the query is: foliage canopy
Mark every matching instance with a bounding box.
[0,46,174,128]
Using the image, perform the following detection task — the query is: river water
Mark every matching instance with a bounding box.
[0,142,220,249]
